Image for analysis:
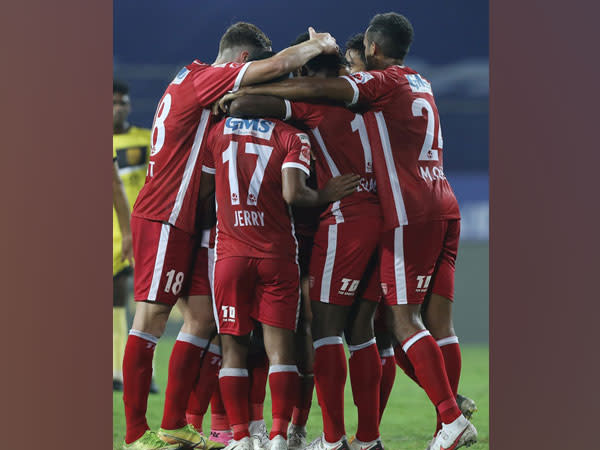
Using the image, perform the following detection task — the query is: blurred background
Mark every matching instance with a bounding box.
[114,0,488,344]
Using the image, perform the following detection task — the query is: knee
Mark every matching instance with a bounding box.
[423,310,454,340]
[132,308,169,338]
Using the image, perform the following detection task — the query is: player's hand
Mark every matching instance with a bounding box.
[308,27,338,54]
[320,173,360,203]
[121,232,135,268]
[215,91,244,115]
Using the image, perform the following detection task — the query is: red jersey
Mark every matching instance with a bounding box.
[342,65,460,229]
[202,117,312,261]
[285,101,381,225]
[132,60,252,234]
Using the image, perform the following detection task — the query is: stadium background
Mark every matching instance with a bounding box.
[114,0,488,344]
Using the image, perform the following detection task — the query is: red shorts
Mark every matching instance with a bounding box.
[132,217,211,306]
[213,256,300,336]
[379,219,460,305]
[309,219,382,305]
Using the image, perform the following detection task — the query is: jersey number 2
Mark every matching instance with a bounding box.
[222,142,274,205]
[412,98,443,161]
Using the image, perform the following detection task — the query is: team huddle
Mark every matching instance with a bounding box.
[118,12,478,450]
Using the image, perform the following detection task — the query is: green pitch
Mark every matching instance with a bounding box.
[113,338,489,450]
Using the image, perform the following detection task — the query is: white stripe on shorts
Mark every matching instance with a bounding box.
[394,226,408,304]
[402,330,431,353]
[148,223,171,301]
[320,224,338,303]
[437,336,459,347]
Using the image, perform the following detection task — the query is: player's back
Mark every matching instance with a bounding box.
[345,65,460,229]
[204,117,312,261]
[132,60,250,234]
[288,102,381,224]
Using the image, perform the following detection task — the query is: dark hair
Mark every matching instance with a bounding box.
[113,79,129,95]
[345,33,366,65]
[247,50,290,83]
[366,12,413,60]
[291,32,345,74]
[219,22,272,55]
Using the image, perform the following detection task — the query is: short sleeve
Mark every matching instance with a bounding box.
[191,62,252,106]
[201,146,215,175]
[282,132,311,177]
[288,102,323,129]
[341,70,390,106]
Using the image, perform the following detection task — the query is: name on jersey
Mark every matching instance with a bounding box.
[233,209,265,227]
[406,74,433,95]
[356,177,377,193]
[224,117,275,140]
[419,165,446,182]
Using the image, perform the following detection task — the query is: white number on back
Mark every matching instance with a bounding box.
[222,142,274,205]
[411,98,442,161]
[350,114,373,173]
[151,93,172,156]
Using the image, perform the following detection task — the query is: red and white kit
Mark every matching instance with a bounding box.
[202,117,312,335]
[343,66,461,304]
[131,60,251,305]
[285,101,383,305]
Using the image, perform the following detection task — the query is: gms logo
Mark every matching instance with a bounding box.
[339,278,360,296]
[415,275,432,293]
[224,118,275,140]
[171,67,190,85]
[405,74,433,95]
[221,305,236,323]
[350,72,375,84]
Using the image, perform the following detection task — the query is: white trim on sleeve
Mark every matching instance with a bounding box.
[232,62,252,92]
[341,75,359,106]
[281,162,310,177]
[202,165,216,174]
[283,99,292,121]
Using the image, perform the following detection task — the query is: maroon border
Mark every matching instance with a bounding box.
[0,1,112,449]
[490,1,600,448]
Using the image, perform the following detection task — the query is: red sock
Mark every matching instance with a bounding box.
[123,331,157,443]
[248,351,268,422]
[269,365,299,439]
[292,373,314,427]
[394,344,420,386]
[314,337,347,443]
[219,368,250,440]
[210,385,230,432]
[186,344,222,432]
[378,347,397,423]
[403,331,461,424]
[348,339,382,442]
[160,333,205,430]
[437,337,461,396]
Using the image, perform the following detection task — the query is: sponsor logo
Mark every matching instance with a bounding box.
[405,74,433,94]
[416,275,432,293]
[339,278,360,296]
[297,133,311,164]
[221,305,236,323]
[351,71,375,84]
[171,67,190,85]
[224,117,275,140]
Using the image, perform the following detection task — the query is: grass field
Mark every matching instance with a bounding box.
[113,338,488,450]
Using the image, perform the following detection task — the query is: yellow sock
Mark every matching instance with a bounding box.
[113,306,127,380]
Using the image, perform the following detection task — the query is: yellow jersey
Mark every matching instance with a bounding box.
[113,126,151,275]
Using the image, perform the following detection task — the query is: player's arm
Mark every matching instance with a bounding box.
[228,95,287,119]
[239,27,338,87]
[282,169,360,207]
[219,77,355,113]
[112,161,134,267]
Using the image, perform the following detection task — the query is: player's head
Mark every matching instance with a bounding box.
[364,13,413,70]
[345,33,367,73]
[291,32,346,78]
[217,22,272,64]
[113,79,131,130]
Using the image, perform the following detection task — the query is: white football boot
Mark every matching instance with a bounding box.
[428,415,477,450]
[223,436,255,450]
[348,437,384,450]
[249,420,270,450]
[287,424,307,450]
[303,434,350,450]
